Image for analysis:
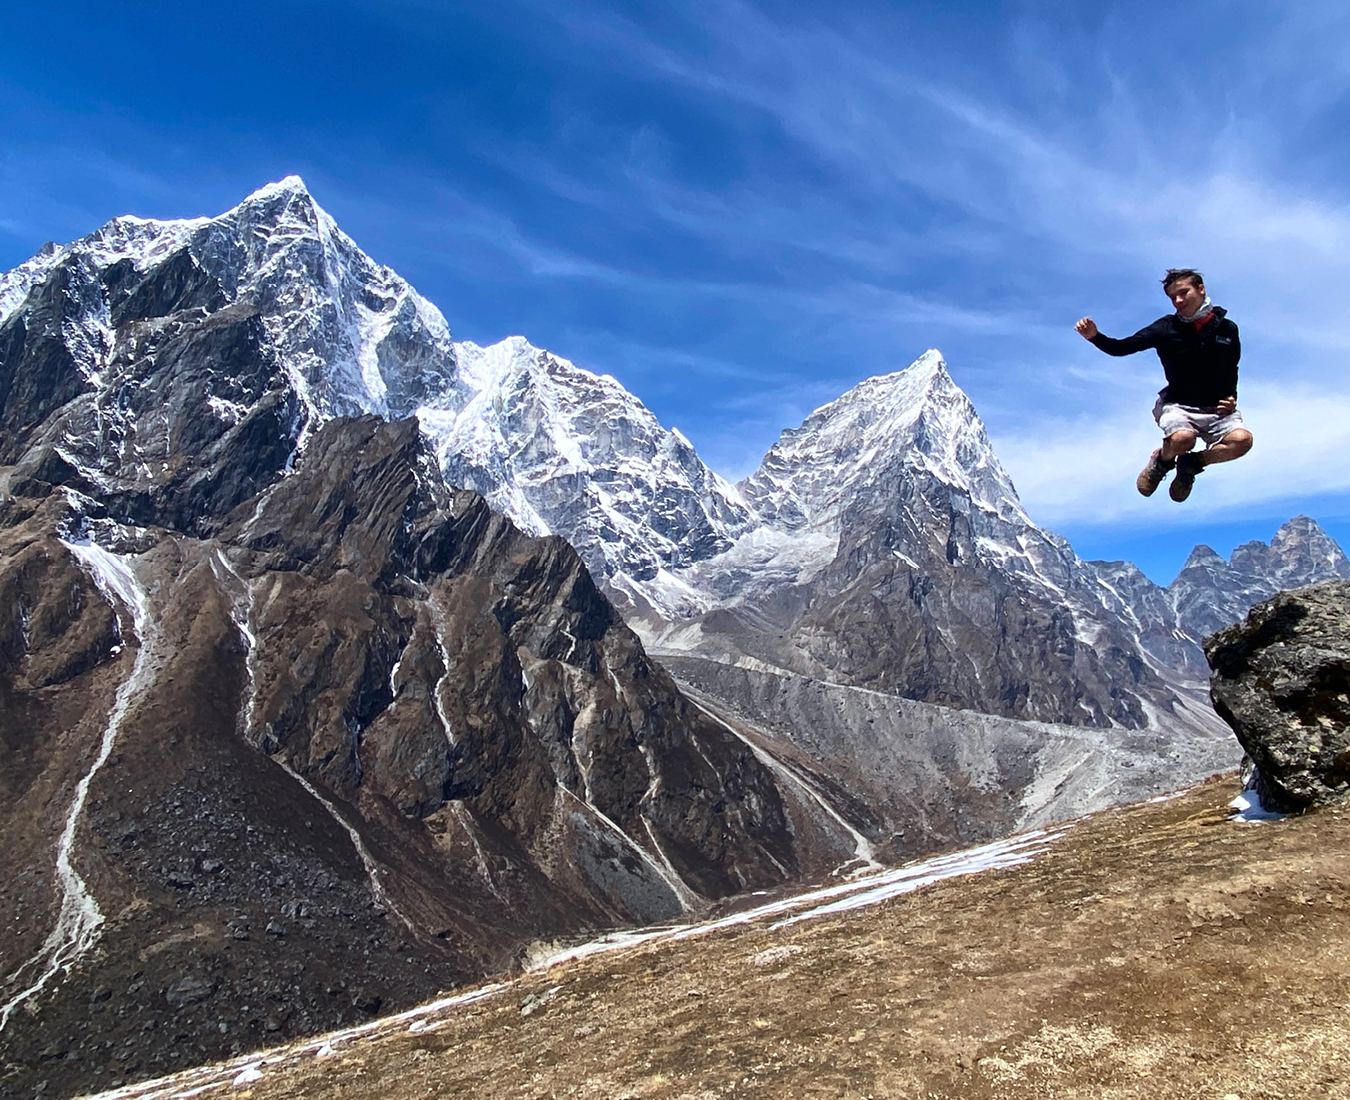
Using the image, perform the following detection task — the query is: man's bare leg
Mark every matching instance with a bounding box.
[1168,428,1252,502]
[1160,429,1198,462]
[1197,429,1253,466]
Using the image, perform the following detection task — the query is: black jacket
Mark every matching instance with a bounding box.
[1091,307,1240,407]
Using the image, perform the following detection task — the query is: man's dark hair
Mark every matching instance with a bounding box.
[1162,268,1204,292]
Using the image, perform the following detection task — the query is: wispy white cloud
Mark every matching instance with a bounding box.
[996,379,1350,529]
[522,0,1350,530]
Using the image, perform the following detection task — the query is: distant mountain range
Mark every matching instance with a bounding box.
[1,177,1342,1099]
[412,308,1349,732]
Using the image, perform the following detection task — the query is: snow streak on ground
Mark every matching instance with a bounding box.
[1227,767,1288,823]
[276,763,417,935]
[529,828,1063,973]
[1230,788,1288,822]
[0,542,152,1031]
[81,826,1067,1100]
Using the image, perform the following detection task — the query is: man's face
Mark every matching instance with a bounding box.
[1167,278,1206,316]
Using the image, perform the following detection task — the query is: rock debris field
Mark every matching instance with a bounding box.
[76,773,1350,1100]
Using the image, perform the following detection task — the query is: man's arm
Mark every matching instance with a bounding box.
[1215,321,1240,412]
[1075,317,1163,356]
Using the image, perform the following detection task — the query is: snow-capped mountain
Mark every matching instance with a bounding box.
[742,350,1024,530]
[640,354,1204,729]
[670,352,1081,611]
[1169,516,1350,636]
[652,358,1348,729]
[0,177,469,539]
[418,336,754,616]
[0,177,751,617]
[0,177,456,426]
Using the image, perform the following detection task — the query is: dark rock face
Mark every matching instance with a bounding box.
[783,475,1164,728]
[0,251,303,535]
[0,409,804,1098]
[1206,581,1350,811]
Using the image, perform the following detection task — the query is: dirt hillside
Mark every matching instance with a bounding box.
[81,774,1350,1100]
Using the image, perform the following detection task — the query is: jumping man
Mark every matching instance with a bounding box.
[1076,269,1253,502]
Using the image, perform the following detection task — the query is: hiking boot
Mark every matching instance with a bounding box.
[1136,449,1175,497]
[1169,452,1206,502]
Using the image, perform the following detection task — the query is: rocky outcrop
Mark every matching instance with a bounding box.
[1206,580,1350,811]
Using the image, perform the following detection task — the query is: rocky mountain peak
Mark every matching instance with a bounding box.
[1157,515,1350,645]
[1176,543,1227,573]
[0,177,462,524]
[0,176,319,334]
[420,335,754,601]
[1254,515,1350,582]
[243,173,314,202]
[739,349,1023,536]
[1173,517,1350,592]
[0,213,203,327]
[190,179,458,422]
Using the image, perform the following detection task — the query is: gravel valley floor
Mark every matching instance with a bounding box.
[80,773,1350,1100]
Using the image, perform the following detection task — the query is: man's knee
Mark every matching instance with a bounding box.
[1224,429,1254,455]
[1163,430,1197,455]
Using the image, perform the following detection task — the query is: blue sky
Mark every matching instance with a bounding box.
[3,0,1349,583]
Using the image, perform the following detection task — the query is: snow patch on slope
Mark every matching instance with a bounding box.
[416,336,755,613]
[741,349,1026,533]
[1,542,152,1031]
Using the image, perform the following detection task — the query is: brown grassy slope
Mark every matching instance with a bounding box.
[102,774,1350,1100]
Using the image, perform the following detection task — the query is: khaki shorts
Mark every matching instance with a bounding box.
[1152,392,1246,446]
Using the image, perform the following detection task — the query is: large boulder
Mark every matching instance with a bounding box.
[1205,580,1350,811]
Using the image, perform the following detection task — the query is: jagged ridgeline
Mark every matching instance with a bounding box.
[1,177,1347,1099]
